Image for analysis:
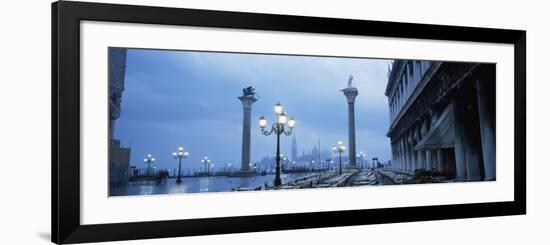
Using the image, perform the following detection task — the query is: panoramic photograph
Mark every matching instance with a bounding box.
[108,47,496,197]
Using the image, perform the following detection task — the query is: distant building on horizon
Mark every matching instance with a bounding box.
[260,142,331,167]
[291,135,297,161]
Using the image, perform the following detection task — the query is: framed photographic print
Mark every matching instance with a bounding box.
[52,1,526,244]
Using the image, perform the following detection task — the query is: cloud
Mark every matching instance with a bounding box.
[115,48,393,171]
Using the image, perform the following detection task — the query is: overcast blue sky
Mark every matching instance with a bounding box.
[114,48,393,172]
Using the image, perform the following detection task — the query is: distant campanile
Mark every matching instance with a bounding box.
[291,135,298,161]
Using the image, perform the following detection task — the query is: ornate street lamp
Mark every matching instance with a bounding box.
[259,102,296,187]
[357,151,366,169]
[143,154,155,175]
[172,146,189,184]
[201,156,211,176]
[332,140,346,175]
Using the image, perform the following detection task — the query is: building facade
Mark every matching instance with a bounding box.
[109,48,131,187]
[385,60,496,181]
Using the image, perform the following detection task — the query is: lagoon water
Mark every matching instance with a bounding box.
[110,173,309,196]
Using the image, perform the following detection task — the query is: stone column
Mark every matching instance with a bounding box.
[436,149,445,172]
[415,126,425,170]
[398,146,402,170]
[392,143,397,170]
[425,150,433,171]
[408,139,414,172]
[476,79,496,180]
[400,143,405,171]
[461,96,483,181]
[452,98,468,181]
[420,118,432,171]
[465,157,483,180]
[407,130,416,172]
[394,142,401,169]
[406,137,411,171]
[342,87,359,167]
[400,137,407,171]
[414,61,422,83]
[238,95,258,172]
[399,86,405,109]
[397,141,402,171]
[416,150,424,171]
[401,139,409,171]
[393,143,398,170]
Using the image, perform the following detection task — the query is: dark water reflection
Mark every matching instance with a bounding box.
[110,173,308,196]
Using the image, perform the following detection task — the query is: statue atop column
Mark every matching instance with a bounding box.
[242,86,258,98]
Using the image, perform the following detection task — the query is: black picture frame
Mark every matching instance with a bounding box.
[52,1,526,244]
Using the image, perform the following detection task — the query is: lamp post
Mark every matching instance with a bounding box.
[357,151,366,169]
[332,141,346,175]
[172,146,189,184]
[259,102,296,187]
[310,160,315,171]
[143,154,155,175]
[281,154,287,172]
[201,156,211,176]
[325,159,332,171]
